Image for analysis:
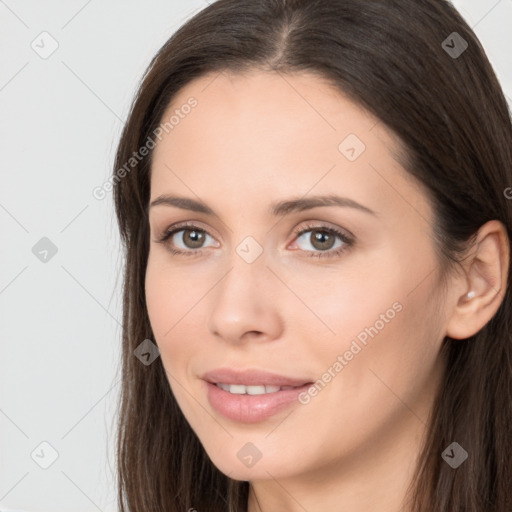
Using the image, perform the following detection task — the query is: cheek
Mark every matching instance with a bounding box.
[304,260,442,412]
[145,260,188,383]
[288,301,440,471]
[144,257,206,378]
[145,262,171,339]
[144,263,196,416]
[322,285,442,430]
[144,255,203,339]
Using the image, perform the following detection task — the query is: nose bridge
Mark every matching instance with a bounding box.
[234,233,266,267]
[207,233,283,341]
[217,234,271,305]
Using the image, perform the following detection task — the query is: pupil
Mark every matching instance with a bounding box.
[313,230,334,250]
[185,230,204,248]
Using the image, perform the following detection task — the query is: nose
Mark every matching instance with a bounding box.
[206,248,284,345]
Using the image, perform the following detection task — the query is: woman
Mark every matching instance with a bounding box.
[112,0,512,510]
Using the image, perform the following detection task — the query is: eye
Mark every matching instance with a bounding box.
[290,222,354,259]
[155,221,354,259]
[156,221,218,256]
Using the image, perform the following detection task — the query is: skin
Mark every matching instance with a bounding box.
[145,70,509,512]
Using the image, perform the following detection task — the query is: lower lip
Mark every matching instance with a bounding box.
[205,381,311,423]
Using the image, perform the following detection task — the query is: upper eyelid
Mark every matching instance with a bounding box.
[159,220,352,245]
[161,220,218,240]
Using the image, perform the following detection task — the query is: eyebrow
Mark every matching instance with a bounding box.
[149,194,377,217]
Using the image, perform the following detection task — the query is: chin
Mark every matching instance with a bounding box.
[204,444,295,481]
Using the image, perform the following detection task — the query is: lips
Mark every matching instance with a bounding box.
[204,381,313,423]
[201,367,313,387]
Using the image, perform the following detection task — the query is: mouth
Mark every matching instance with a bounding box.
[201,367,313,388]
[213,382,306,394]
[201,368,314,423]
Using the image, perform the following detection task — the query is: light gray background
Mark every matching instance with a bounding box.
[1,1,511,511]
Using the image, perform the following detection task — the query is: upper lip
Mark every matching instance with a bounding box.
[202,368,313,387]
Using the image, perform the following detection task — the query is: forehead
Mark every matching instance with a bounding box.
[149,69,427,223]
[153,69,390,160]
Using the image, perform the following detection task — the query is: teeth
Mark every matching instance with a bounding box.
[216,383,286,394]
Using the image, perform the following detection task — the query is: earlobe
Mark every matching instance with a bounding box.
[445,220,510,340]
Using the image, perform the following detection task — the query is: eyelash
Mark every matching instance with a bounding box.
[155,221,354,259]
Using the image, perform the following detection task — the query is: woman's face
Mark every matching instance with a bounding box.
[146,70,449,482]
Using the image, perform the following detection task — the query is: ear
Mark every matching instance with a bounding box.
[445,220,510,340]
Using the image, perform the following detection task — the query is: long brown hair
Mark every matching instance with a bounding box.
[112,0,512,510]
